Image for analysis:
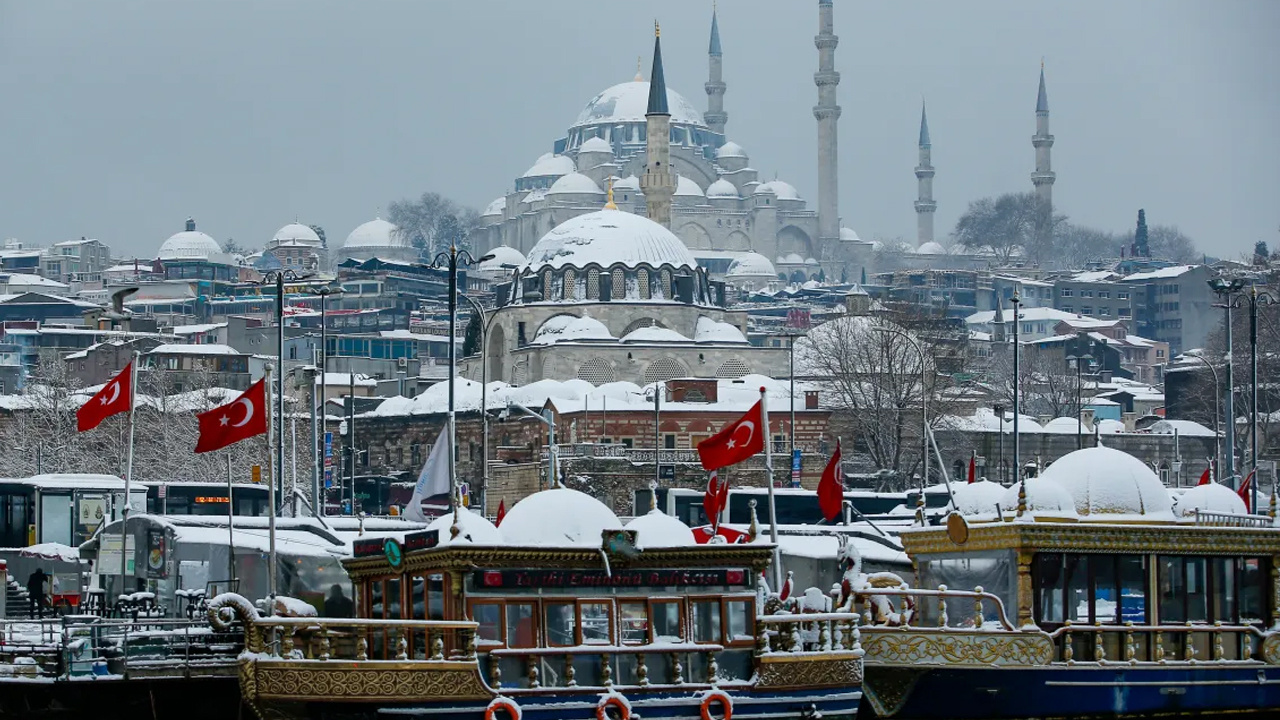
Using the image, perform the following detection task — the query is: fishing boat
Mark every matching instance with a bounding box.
[211,487,864,719]
[850,446,1280,719]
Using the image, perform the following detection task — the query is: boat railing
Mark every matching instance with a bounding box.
[1194,510,1274,528]
[756,611,866,655]
[854,585,1018,631]
[485,641,734,691]
[1047,620,1271,664]
[251,617,481,664]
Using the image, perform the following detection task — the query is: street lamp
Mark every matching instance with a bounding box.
[302,286,342,516]
[262,270,310,506]
[1066,341,1095,450]
[993,404,1006,484]
[1011,293,1022,482]
[459,292,501,515]
[1208,275,1246,483]
[1247,286,1275,511]
[504,402,558,489]
[1183,351,1223,481]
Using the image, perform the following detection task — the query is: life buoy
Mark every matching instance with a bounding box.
[701,689,733,720]
[597,695,630,720]
[485,697,521,720]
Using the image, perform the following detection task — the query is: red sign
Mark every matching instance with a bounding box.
[473,568,749,589]
[692,525,750,544]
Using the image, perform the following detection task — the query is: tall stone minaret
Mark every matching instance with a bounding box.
[914,101,936,246]
[814,0,842,246]
[704,7,727,136]
[1031,63,1055,206]
[641,22,675,228]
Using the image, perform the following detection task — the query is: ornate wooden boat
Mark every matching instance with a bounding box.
[853,447,1280,719]
[211,488,864,720]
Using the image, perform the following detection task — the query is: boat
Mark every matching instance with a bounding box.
[211,487,865,719]
[851,446,1280,719]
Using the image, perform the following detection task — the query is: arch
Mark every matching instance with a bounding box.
[776,224,814,259]
[678,222,713,250]
[487,324,506,383]
[638,268,651,299]
[587,268,600,298]
[668,155,717,189]
[715,358,750,379]
[623,317,667,335]
[790,270,807,284]
[611,267,626,300]
[644,357,689,384]
[576,357,615,385]
[723,230,752,251]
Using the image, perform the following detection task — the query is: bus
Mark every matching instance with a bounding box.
[0,474,148,548]
[145,482,271,517]
[649,486,911,527]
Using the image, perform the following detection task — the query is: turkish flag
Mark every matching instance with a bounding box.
[195,379,268,453]
[495,499,506,527]
[1238,469,1256,513]
[703,470,731,526]
[817,440,843,522]
[692,524,750,544]
[77,363,133,432]
[1197,466,1211,486]
[697,400,765,471]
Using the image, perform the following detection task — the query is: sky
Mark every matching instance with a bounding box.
[1,1,1277,260]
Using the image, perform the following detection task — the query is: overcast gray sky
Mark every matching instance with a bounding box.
[1,1,1276,259]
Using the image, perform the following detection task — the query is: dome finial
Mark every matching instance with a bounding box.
[605,176,618,210]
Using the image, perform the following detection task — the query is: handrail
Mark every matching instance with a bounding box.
[1047,621,1269,640]
[489,641,723,657]
[250,617,478,630]
[855,586,1017,632]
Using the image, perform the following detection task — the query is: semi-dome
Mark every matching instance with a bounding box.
[482,197,506,216]
[425,508,502,545]
[614,175,641,192]
[271,222,321,247]
[523,209,698,272]
[578,136,613,154]
[343,218,401,249]
[572,81,706,129]
[500,488,623,547]
[1040,446,1173,518]
[674,175,705,197]
[159,219,222,261]
[547,172,605,196]
[951,480,1007,517]
[625,509,697,548]
[716,141,746,158]
[707,178,739,198]
[621,326,690,343]
[726,252,776,279]
[523,153,576,179]
[762,180,801,201]
[917,241,947,255]
[1001,477,1079,519]
[1172,483,1248,518]
[531,314,615,345]
[840,227,862,242]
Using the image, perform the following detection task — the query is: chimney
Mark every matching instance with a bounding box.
[805,390,819,409]
[1122,412,1137,433]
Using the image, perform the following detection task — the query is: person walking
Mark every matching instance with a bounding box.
[26,568,49,619]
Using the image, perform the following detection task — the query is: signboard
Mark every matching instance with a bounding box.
[403,529,440,552]
[78,496,107,529]
[791,449,802,488]
[384,538,403,569]
[98,536,136,576]
[145,529,167,579]
[352,537,384,558]
[323,432,334,488]
[659,465,675,480]
[251,465,262,484]
[157,484,167,500]
[473,568,750,590]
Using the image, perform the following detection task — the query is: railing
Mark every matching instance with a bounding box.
[1194,510,1274,528]
[250,617,480,663]
[485,642,732,690]
[757,611,865,655]
[855,585,1018,631]
[1048,621,1268,664]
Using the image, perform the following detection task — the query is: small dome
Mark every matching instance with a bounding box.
[1043,417,1088,434]
[951,480,1007,517]
[1040,446,1173,518]
[425,508,502,546]
[548,172,605,196]
[726,252,776,278]
[343,218,402,249]
[271,223,321,247]
[752,184,777,196]
[839,227,862,242]
[158,220,222,261]
[523,153,576,178]
[674,176,705,197]
[614,175,641,192]
[483,197,506,216]
[1173,483,1248,518]
[917,241,947,255]
[1097,419,1126,434]
[500,488,622,547]
[1000,477,1079,518]
[621,326,690,343]
[762,180,801,201]
[716,141,746,158]
[479,245,524,267]
[579,136,613,154]
[524,209,698,272]
[707,179,739,198]
[625,510,697,548]
[694,316,747,343]
[532,314,615,345]
[777,252,805,265]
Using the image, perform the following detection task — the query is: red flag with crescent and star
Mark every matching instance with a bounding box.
[77,362,133,432]
[703,469,731,527]
[1238,469,1257,513]
[697,400,766,471]
[195,379,268,453]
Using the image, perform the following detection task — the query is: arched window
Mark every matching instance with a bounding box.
[638,268,651,299]
[587,268,600,299]
[612,268,625,300]
[577,357,615,385]
[563,268,576,300]
[660,269,673,299]
[644,357,689,384]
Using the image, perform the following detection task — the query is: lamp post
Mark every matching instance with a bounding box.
[507,402,557,489]
[993,404,1006,484]
[1011,293,1022,482]
[431,246,488,509]
[459,292,500,515]
[1209,276,1246,483]
[648,382,664,490]
[303,286,342,515]
[1066,340,1095,450]
[787,331,799,486]
[872,326,929,491]
[1248,286,1274,512]
[263,270,308,510]
[1184,351,1223,480]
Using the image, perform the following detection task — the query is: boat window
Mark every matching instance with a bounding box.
[427,573,444,620]
[546,602,576,646]
[386,578,402,619]
[1160,556,1188,623]
[1034,553,1148,626]
[1064,555,1089,624]
[726,599,753,643]
[472,602,502,642]
[1034,553,1065,623]
[410,576,425,620]
[918,552,1016,625]
[1185,557,1208,622]
[1091,555,1117,623]
[506,602,536,648]
[1240,558,1266,625]
[579,601,612,645]
[652,600,683,642]
[1210,557,1235,623]
[619,602,648,644]
[691,599,721,643]
[1118,555,1147,624]
[370,579,386,619]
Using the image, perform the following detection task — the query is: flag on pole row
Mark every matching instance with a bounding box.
[1238,469,1257,513]
[697,400,765,471]
[195,379,268,453]
[817,439,843,522]
[405,428,451,522]
[77,362,133,432]
[703,470,730,527]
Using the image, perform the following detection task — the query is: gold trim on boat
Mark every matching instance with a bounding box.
[859,629,1054,667]
[756,654,863,688]
[242,658,493,703]
[901,522,1280,556]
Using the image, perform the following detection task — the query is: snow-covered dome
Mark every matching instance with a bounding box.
[1001,477,1079,519]
[625,509,697,548]
[716,141,746,158]
[614,175,641,192]
[343,218,401,249]
[1097,419,1126,434]
[548,172,604,196]
[482,197,506,217]
[694,316,747,344]
[621,326,690,343]
[158,219,222,261]
[726,252,776,279]
[752,184,777,196]
[479,245,524,269]
[951,480,1007,517]
[761,180,801,201]
[777,252,805,265]
[917,241,946,255]
[500,488,623,547]
[425,508,502,545]
[271,223,321,247]
[532,314,615,345]
[707,178,739,198]
[523,153,576,179]
[839,227,863,243]
[524,209,698,272]
[1043,417,1087,434]
[1172,483,1248,518]
[572,81,706,129]
[674,175,705,197]
[1040,446,1173,519]
[578,136,613,154]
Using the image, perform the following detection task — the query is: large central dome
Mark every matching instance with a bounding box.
[524,209,699,272]
[572,81,706,129]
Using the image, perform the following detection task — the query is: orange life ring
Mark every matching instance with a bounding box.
[597,695,630,720]
[485,697,520,720]
[701,689,733,720]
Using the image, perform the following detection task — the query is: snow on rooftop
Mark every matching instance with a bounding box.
[621,325,690,343]
[522,153,576,178]
[547,172,604,196]
[1122,265,1197,282]
[316,372,377,387]
[0,273,68,288]
[500,488,622,548]
[625,509,697,548]
[150,343,241,356]
[531,314,615,345]
[1070,270,1118,282]
[1041,446,1173,519]
[523,209,697,273]
[965,307,1078,325]
[694,316,747,344]
[1173,482,1247,518]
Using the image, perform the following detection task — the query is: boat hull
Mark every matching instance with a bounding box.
[862,664,1280,719]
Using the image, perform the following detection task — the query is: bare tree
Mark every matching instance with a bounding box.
[1147,225,1199,264]
[984,344,1079,420]
[387,191,480,258]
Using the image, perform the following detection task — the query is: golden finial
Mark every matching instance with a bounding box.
[605,177,618,210]
[655,20,660,37]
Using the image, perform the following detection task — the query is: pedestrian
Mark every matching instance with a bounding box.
[26,568,49,619]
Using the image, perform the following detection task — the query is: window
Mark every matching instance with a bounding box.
[1034,553,1147,626]
[691,599,721,643]
[1119,308,1132,318]
[546,602,576,646]
[726,599,753,643]
[579,601,612,645]
[1081,306,1093,315]
[619,602,648,644]
[1098,291,1110,299]
[506,602,536,648]
[1060,288,1073,297]
[1117,291,1129,300]
[1156,349,1164,358]
[473,602,502,642]
[652,600,683,642]
[1061,306,1073,313]
[1099,308,1110,317]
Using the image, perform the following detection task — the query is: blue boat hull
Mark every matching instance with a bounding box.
[862,664,1280,719]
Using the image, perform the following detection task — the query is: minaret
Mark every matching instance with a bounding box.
[704,6,727,136]
[814,0,842,247]
[641,22,675,228]
[1031,63,1055,207]
[914,101,936,246]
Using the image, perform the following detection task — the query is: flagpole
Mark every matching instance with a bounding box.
[761,386,782,590]
[265,364,277,607]
[119,354,138,602]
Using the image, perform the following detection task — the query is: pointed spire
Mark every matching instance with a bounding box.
[1036,61,1049,114]
[918,100,931,148]
[709,4,722,56]
[646,21,670,116]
